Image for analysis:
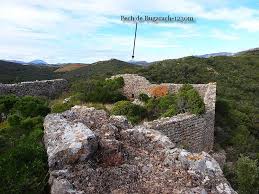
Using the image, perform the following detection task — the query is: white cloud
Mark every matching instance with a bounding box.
[210,29,239,41]
[232,20,259,32]
[0,0,259,62]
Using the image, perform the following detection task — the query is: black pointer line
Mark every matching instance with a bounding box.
[132,22,138,59]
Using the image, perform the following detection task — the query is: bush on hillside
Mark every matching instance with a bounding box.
[138,93,150,102]
[162,105,177,117]
[235,155,259,194]
[71,77,126,103]
[176,84,205,115]
[0,95,50,193]
[145,94,177,119]
[12,96,50,118]
[0,95,19,115]
[178,84,194,93]
[145,85,205,120]
[0,129,48,194]
[7,114,22,128]
[111,101,147,124]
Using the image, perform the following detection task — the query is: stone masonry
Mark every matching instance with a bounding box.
[111,74,216,152]
[0,79,68,98]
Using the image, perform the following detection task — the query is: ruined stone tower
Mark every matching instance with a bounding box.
[112,74,216,152]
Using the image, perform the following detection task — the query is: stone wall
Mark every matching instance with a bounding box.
[0,79,68,98]
[142,114,207,152]
[112,74,216,152]
[111,74,150,99]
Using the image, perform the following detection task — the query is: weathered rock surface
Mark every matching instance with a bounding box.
[44,106,236,194]
[44,113,98,170]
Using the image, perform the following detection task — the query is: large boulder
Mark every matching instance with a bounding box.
[44,113,98,170]
[44,106,236,194]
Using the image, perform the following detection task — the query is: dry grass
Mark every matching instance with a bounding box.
[55,64,87,73]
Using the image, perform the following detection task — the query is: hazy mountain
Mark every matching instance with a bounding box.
[128,60,150,66]
[197,52,234,58]
[28,60,48,65]
[235,48,259,56]
[6,60,27,64]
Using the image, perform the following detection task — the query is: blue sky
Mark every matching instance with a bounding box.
[0,0,259,64]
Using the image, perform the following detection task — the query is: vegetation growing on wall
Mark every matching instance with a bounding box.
[111,100,147,124]
[138,93,150,103]
[144,84,205,120]
[71,77,126,103]
[112,84,205,124]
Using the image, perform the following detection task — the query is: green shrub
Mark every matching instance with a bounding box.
[111,101,147,124]
[20,116,43,131]
[145,98,160,120]
[236,155,259,194]
[223,164,238,189]
[13,96,50,117]
[0,95,19,115]
[0,95,50,194]
[138,93,150,102]
[176,84,205,115]
[0,129,48,194]
[178,84,194,93]
[111,101,131,115]
[162,105,177,117]
[144,85,204,119]
[186,89,205,115]
[0,135,9,153]
[8,114,22,128]
[145,94,177,119]
[71,77,126,103]
[158,94,176,112]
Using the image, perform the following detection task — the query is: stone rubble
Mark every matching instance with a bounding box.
[0,79,68,98]
[44,106,236,194]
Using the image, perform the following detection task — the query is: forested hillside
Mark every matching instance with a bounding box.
[0,59,141,84]
[140,53,259,189]
[62,59,142,81]
[0,60,58,83]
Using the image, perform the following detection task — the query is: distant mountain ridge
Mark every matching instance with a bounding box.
[28,60,48,65]
[235,48,259,56]
[197,52,234,58]
[0,60,57,83]
[197,48,259,58]
[128,60,150,66]
[2,47,259,65]
[3,59,48,66]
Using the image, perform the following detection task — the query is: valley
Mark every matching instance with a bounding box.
[0,49,258,193]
